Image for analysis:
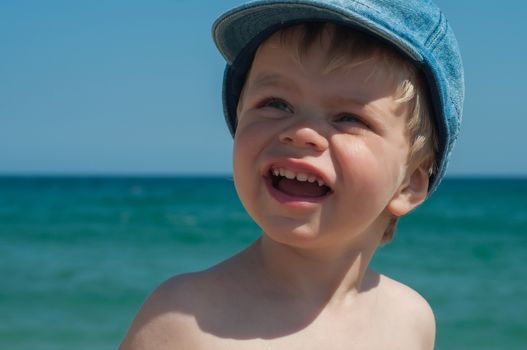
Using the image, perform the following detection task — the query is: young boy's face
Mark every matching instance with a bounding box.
[233,28,422,249]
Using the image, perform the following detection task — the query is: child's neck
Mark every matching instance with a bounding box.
[250,234,380,307]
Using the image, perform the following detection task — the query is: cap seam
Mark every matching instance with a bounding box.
[427,14,461,118]
[425,11,461,125]
[424,11,446,51]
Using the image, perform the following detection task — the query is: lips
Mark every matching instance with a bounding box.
[266,163,333,200]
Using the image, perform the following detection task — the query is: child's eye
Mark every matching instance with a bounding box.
[259,98,293,113]
[335,114,366,125]
[334,113,372,132]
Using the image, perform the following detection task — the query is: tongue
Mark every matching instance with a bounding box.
[277,178,328,197]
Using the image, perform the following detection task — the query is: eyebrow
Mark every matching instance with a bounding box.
[249,72,373,106]
[327,94,368,108]
[247,72,299,93]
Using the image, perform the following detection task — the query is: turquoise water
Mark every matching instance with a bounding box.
[0,176,526,349]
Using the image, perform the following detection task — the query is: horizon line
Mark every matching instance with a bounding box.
[0,173,526,180]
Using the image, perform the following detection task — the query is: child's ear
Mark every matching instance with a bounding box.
[387,162,430,217]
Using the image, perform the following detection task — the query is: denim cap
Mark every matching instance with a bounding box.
[212,0,464,195]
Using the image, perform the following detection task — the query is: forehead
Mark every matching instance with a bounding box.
[247,23,414,95]
[246,27,408,107]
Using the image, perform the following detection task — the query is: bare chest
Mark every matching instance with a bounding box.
[179,310,416,350]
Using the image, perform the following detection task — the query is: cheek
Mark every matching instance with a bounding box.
[232,139,253,218]
[232,137,251,192]
[232,125,267,207]
[233,116,282,169]
[337,141,382,177]
[232,124,263,172]
[334,139,401,197]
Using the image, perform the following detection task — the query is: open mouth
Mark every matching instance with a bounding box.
[268,167,333,199]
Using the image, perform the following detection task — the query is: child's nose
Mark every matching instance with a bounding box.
[278,122,329,152]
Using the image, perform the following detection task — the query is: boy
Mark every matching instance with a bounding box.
[120,0,464,349]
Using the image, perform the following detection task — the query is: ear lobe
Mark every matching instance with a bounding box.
[387,164,430,217]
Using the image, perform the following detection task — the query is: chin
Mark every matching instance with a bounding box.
[259,220,326,248]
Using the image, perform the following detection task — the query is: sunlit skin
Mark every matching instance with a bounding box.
[119,27,435,350]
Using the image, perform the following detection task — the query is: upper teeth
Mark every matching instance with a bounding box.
[272,167,326,187]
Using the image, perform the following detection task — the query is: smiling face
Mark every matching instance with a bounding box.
[233,25,428,251]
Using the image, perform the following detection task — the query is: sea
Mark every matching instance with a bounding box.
[0,176,526,350]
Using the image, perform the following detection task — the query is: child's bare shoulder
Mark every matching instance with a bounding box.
[119,271,214,350]
[374,272,436,349]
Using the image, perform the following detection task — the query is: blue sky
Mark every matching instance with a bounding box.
[1,0,526,176]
